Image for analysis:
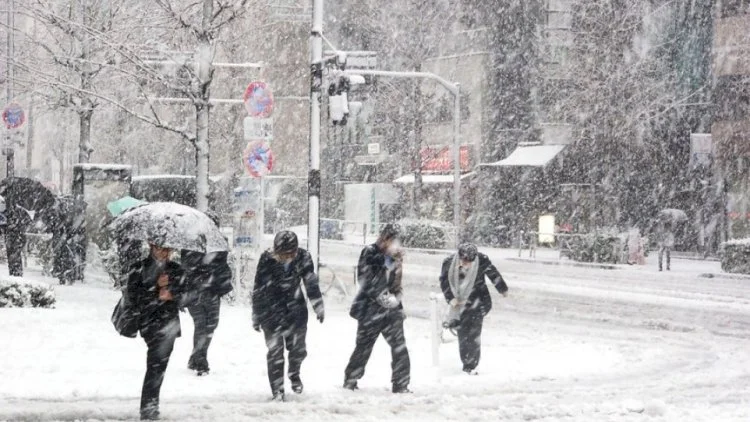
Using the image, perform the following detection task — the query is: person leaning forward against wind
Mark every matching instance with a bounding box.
[252,231,325,402]
[125,243,186,420]
[344,223,412,394]
[440,243,508,375]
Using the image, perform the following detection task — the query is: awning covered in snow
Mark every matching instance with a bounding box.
[393,172,475,184]
[483,144,566,167]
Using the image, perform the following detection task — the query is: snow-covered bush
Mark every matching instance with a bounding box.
[399,220,449,249]
[721,239,750,274]
[565,233,622,264]
[0,278,56,308]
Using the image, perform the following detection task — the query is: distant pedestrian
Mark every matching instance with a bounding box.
[183,250,233,376]
[440,243,508,375]
[657,222,675,271]
[125,243,186,420]
[344,224,411,394]
[252,231,324,401]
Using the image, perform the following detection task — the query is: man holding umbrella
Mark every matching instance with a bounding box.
[252,231,325,401]
[125,240,186,420]
[656,209,685,272]
[110,201,230,419]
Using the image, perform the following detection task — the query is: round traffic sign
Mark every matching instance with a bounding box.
[243,81,274,118]
[242,141,274,178]
[2,103,25,129]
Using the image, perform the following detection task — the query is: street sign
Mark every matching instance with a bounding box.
[242,140,274,178]
[243,116,273,141]
[243,81,274,118]
[2,103,25,129]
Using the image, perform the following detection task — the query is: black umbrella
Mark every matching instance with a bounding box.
[112,202,229,253]
[0,177,57,225]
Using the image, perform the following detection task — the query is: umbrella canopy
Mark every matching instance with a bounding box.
[107,196,147,217]
[658,208,688,222]
[0,177,56,221]
[113,202,228,253]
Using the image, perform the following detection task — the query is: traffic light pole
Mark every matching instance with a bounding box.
[344,69,462,247]
[309,0,323,270]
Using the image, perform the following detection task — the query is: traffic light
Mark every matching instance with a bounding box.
[328,76,350,126]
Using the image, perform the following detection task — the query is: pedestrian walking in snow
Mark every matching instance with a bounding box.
[125,243,186,420]
[440,243,508,375]
[344,224,411,394]
[252,231,325,401]
[183,250,233,376]
[657,222,675,271]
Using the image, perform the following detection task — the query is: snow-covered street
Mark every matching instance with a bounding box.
[2,251,749,422]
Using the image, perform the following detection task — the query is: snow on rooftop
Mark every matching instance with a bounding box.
[724,238,750,247]
[485,144,566,167]
[132,175,195,181]
[73,164,132,171]
[393,173,474,184]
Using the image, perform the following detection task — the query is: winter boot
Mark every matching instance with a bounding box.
[343,380,359,391]
[290,376,304,394]
[463,368,479,376]
[392,385,412,394]
[140,405,160,420]
[195,360,210,376]
[140,398,160,420]
[271,390,286,402]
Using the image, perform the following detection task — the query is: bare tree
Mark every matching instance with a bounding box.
[12,0,252,211]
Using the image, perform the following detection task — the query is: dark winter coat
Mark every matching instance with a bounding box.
[181,250,234,304]
[252,248,324,329]
[439,253,508,317]
[349,244,404,322]
[125,256,186,337]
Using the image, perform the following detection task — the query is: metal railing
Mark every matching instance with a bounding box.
[319,218,459,249]
[517,230,625,264]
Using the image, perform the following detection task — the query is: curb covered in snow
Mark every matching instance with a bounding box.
[506,257,618,270]
[699,272,750,281]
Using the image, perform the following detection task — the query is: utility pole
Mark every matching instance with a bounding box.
[309,0,323,270]
[5,0,15,177]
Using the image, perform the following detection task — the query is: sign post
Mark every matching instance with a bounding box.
[241,82,274,253]
[2,103,25,177]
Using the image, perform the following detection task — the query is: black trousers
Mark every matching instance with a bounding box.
[457,310,484,371]
[140,319,179,414]
[188,295,221,370]
[658,246,672,270]
[262,321,308,394]
[5,230,25,277]
[344,314,410,389]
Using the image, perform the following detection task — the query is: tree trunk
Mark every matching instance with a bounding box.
[78,108,93,163]
[78,0,94,163]
[195,1,214,212]
[26,97,34,169]
[195,105,210,212]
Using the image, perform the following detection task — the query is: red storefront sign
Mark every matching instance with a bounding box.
[420,146,471,172]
